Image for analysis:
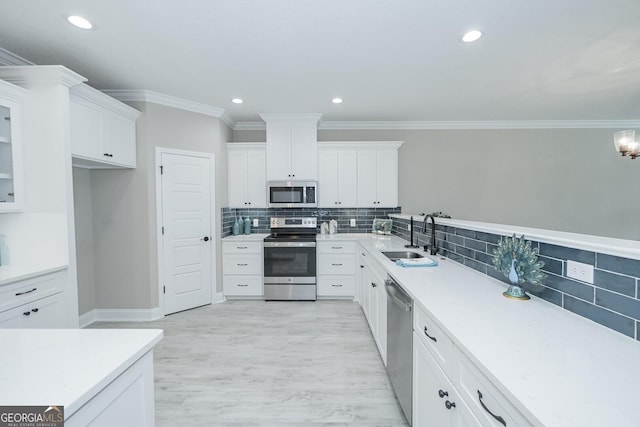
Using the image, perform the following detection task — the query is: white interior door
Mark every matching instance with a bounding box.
[161,152,213,315]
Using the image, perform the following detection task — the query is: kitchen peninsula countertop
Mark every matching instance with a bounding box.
[0,328,163,418]
[0,264,67,286]
[350,233,639,427]
[222,233,269,242]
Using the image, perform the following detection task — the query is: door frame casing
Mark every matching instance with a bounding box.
[155,147,216,316]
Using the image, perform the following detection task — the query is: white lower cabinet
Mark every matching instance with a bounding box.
[222,241,263,298]
[317,241,356,298]
[0,293,64,328]
[358,246,387,365]
[413,333,479,427]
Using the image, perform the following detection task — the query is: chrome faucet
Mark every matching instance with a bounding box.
[421,215,438,255]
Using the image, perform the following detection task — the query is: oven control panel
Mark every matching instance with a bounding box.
[270,217,317,228]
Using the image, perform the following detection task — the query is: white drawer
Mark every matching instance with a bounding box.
[318,254,356,275]
[222,241,262,254]
[222,254,262,275]
[318,276,355,297]
[317,241,356,254]
[457,351,533,427]
[0,272,63,314]
[414,303,454,377]
[223,275,263,296]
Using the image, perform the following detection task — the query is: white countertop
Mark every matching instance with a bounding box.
[0,264,68,286]
[358,234,640,427]
[0,329,163,417]
[222,233,269,242]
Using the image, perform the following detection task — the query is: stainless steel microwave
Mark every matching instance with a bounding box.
[268,181,317,208]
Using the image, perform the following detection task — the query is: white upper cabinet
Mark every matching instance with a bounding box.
[0,79,26,212]
[357,144,400,207]
[227,143,267,208]
[318,147,357,207]
[261,114,321,181]
[70,84,140,169]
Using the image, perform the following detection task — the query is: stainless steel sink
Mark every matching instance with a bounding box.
[382,251,424,262]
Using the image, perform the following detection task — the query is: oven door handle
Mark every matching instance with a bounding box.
[264,242,316,248]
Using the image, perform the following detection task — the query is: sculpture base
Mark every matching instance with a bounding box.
[502,284,530,301]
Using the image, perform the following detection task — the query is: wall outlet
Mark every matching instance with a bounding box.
[253,218,258,227]
[566,260,594,284]
[350,218,356,227]
[407,224,411,231]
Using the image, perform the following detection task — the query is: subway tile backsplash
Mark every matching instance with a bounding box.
[390,216,640,341]
[221,207,401,237]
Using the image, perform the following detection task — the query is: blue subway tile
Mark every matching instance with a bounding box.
[475,232,501,244]
[564,295,634,338]
[594,269,636,297]
[487,267,508,284]
[539,243,595,264]
[486,243,498,255]
[465,238,487,252]
[474,251,494,266]
[522,284,562,306]
[597,254,640,278]
[539,256,563,276]
[446,251,464,264]
[595,289,640,321]
[446,234,464,245]
[545,273,594,302]
[456,228,476,238]
[456,246,474,258]
[464,258,487,274]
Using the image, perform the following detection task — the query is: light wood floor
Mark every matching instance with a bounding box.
[91,300,409,426]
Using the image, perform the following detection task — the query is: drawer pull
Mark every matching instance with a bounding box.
[23,311,31,316]
[360,265,364,268]
[423,326,437,342]
[477,390,506,426]
[331,246,343,249]
[16,287,37,296]
[371,282,377,288]
[31,308,39,313]
[438,389,448,398]
[103,152,114,157]
[237,263,248,266]
[237,284,249,287]
[237,246,248,249]
[331,263,343,266]
[445,400,456,410]
[331,284,343,287]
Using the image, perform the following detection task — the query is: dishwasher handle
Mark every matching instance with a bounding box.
[385,280,412,312]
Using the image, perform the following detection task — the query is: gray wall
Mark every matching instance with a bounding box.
[75,102,229,314]
[235,127,639,240]
[72,168,96,315]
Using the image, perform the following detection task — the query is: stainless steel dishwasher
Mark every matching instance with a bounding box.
[385,275,413,425]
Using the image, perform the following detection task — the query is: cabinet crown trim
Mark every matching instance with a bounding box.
[226,142,266,150]
[71,84,141,120]
[0,79,27,101]
[318,141,404,149]
[0,65,86,88]
[259,113,322,123]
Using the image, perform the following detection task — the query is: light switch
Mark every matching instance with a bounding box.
[350,218,356,227]
[253,218,259,227]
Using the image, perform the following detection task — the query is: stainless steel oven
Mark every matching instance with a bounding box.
[263,217,317,300]
[267,181,317,208]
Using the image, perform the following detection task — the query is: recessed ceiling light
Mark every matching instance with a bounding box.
[331,98,343,104]
[232,98,243,104]
[462,30,482,43]
[67,15,94,30]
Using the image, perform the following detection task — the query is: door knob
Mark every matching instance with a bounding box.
[202,236,210,242]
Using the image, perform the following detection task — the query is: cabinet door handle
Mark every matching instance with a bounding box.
[360,265,364,268]
[423,326,437,342]
[371,282,377,288]
[477,390,506,426]
[331,284,343,287]
[237,246,248,249]
[15,288,37,296]
[331,263,343,266]
[237,263,248,266]
[331,246,343,249]
[438,389,448,398]
[23,311,31,316]
[31,308,39,313]
[445,400,456,410]
[237,284,248,287]
[103,153,114,157]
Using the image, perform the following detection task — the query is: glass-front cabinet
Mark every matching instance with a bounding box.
[0,80,25,212]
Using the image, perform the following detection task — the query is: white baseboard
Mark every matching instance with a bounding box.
[80,307,163,327]
[213,292,226,304]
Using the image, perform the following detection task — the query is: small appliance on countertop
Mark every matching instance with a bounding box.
[263,217,317,301]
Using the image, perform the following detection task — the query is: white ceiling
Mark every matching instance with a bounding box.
[1,0,640,126]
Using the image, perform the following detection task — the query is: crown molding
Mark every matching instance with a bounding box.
[318,140,404,149]
[0,48,34,66]
[0,65,86,88]
[104,89,229,120]
[0,79,28,101]
[317,120,640,130]
[234,121,266,131]
[71,84,141,119]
